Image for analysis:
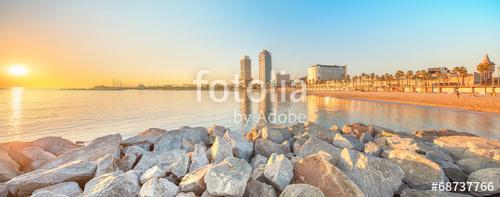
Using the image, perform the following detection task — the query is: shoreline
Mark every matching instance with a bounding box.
[308,90,500,114]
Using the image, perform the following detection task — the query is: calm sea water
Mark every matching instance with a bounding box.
[0,88,498,142]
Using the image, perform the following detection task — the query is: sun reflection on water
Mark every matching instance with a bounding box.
[9,87,23,135]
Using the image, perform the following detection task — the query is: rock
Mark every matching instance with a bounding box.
[292,137,307,154]
[457,158,500,174]
[176,192,197,197]
[261,126,286,144]
[254,139,283,158]
[264,154,293,191]
[290,123,306,136]
[134,152,160,173]
[31,136,81,156]
[279,184,324,197]
[189,144,209,172]
[165,154,190,178]
[0,149,20,182]
[363,142,382,157]
[467,168,500,196]
[330,124,340,132]
[179,165,211,195]
[122,128,167,148]
[296,137,341,164]
[249,165,266,182]
[9,146,56,171]
[210,136,233,164]
[32,182,82,197]
[414,129,477,142]
[155,134,182,153]
[384,135,433,154]
[306,123,337,142]
[140,166,166,184]
[293,151,364,196]
[205,157,252,197]
[139,178,179,197]
[155,127,208,153]
[0,184,7,197]
[250,155,268,169]
[208,125,229,144]
[400,188,473,197]
[431,159,467,182]
[6,160,96,196]
[224,130,254,161]
[280,140,292,155]
[382,149,448,189]
[359,132,374,143]
[332,133,363,151]
[336,148,404,197]
[244,180,276,197]
[245,127,262,142]
[433,136,499,161]
[156,150,189,172]
[181,139,194,152]
[95,154,118,177]
[82,170,140,197]
[425,150,454,163]
[42,134,122,169]
[31,191,69,197]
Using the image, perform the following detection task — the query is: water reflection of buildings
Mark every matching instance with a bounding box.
[10,87,23,136]
[238,90,251,126]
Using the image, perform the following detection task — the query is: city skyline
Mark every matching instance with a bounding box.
[1,1,500,88]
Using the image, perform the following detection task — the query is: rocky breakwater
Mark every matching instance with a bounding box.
[0,123,498,197]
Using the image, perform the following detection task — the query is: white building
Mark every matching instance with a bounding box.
[240,56,252,86]
[307,64,347,84]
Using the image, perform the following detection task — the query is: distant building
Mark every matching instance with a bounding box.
[259,49,272,85]
[428,67,449,76]
[477,54,496,83]
[240,56,252,87]
[307,64,347,84]
[275,72,291,86]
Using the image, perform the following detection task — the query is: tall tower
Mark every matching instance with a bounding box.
[259,49,272,85]
[240,56,252,87]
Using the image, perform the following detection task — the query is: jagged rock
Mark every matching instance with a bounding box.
[224,130,254,161]
[208,125,229,144]
[134,152,160,173]
[140,166,166,184]
[332,133,363,151]
[467,168,500,196]
[6,160,96,196]
[264,154,293,191]
[176,192,197,197]
[210,136,233,164]
[250,165,266,182]
[254,139,282,158]
[31,191,68,197]
[359,132,374,143]
[280,140,291,155]
[293,151,364,196]
[363,142,382,157]
[244,180,276,197]
[165,154,190,178]
[290,123,306,136]
[122,128,167,148]
[431,159,467,182]
[382,149,448,189]
[279,184,324,197]
[336,148,404,197]
[181,139,194,152]
[139,178,179,197]
[384,135,432,153]
[155,135,182,153]
[95,154,118,177]
[457,158,500,174]
[189,144,209,172]
[0,149,20,182]
[9,146,56,171]
[31,136,81,156]
[400,188,473,197]
[41,134,122,169]
[179,165,211,195]
[261,126,286,144]
[425,150,454,163]
[292,137,307,154]
[296,137,341,164]
[414,129,477,142]
[155,127,208,153]
[433,136,499,161]
[306,123,337,142]
[82,170,140,197]
[32,182,82,197]
[118,146,147,171]
[250,154,268,169]
[0,184,7,197]
[205,157,252,197]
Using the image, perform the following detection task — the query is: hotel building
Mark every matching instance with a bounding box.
[307,64,347,84]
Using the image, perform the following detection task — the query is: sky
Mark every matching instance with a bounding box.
[1,0,499,88]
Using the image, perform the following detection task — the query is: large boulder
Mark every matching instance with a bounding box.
[296,137,341,163]
[164,153,190,178]
[122,128,167,149]
[139,178,179,197]
[261,126,286,144]
[189,144,209,172]
[204,157,252,197]
[0,149,20,182]
[382,149,448,189]
[179,165,211,195]
[254,139,283,158]
[41,134,122,169]
[208,125,229,144]
[264,154,293,191]
[414,129,477,142]
[244,180,276,197]
[140,166,166,184]
[154,127,208,153]
[210,136,233,164]
[31,136,81,156]
[431,159,467,182]
[250,154,268,169]
[293,151,364,197]
[457,158,500,174]
[32,182,82,197]
[331,133,363,151]
[363,142,382,157]
[279,184,324,197]
[224,130,254,161]
[336,148,404,197]
[6,160,96,196]
[433,136,499,161]
[467,168,500,196]
[118,146,147,171]
[8,146,56,172]
[94,154,118,177]
[81,171,140,197]
[306,123,337,142]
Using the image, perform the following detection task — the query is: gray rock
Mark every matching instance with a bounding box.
[363,142,382,157]
[457,158,500,174]
[432,159,467,182]
[261,126,286,144]
[296,137,341,164]
[31,191,69,197]
[118,146,146,171]
[332,133,364,151]
[155,134,182,153]
[208,125,229,145]
[139,178,179,197]
[244,180,276,197]
[210,136,233,164]
[31,136,81,156]
[181,139,194,152]
[122,128,166,148]
[359,132,374,143]
[264,154,293,191]
[306,123,337,142]
[9,146,56,171]
[400,188,473,197]
[134,152,160,173]
[224,130,254,161]
[189,144,209,172]
[179,165,211,195]
[0,149,20,182]
[176,192,197,197]
[140,166,166,184]
[280,140,292,155]
[205,157,252,197]
[467,168,500,196]
[254,139,283,158]
[250,154,268,169]
[0,184,7,197]
[165,154,190,178]
[82,170,140,197]
[6,160,96,196]
[336,148,404,197]
[95,154,118,177]
[32,182,82,197]
[279,184,324,197]
[249,165,266,182]
[433,136,499,161]
[426,150,454,163]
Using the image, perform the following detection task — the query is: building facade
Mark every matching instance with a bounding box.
[259,49,272,85]
[307,64,346,83]
[275,72,291,86]
[240,56,252,86]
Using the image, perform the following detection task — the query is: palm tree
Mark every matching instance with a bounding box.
[395,70,405,89]
[453,67,461,86]
[406,70,414,86]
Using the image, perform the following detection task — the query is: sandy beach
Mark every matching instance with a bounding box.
[308,91,500,114]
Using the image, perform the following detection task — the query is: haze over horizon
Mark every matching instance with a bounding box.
[1,0,499,88]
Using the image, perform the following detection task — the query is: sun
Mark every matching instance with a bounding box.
[8,65,28,76]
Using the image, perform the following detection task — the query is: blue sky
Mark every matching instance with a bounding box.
[1,0,499,87]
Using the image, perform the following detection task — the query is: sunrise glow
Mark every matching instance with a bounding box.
[8,65,28,76]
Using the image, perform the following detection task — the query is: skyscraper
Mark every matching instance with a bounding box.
[240,56,252,87]
[259,49,272,85]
